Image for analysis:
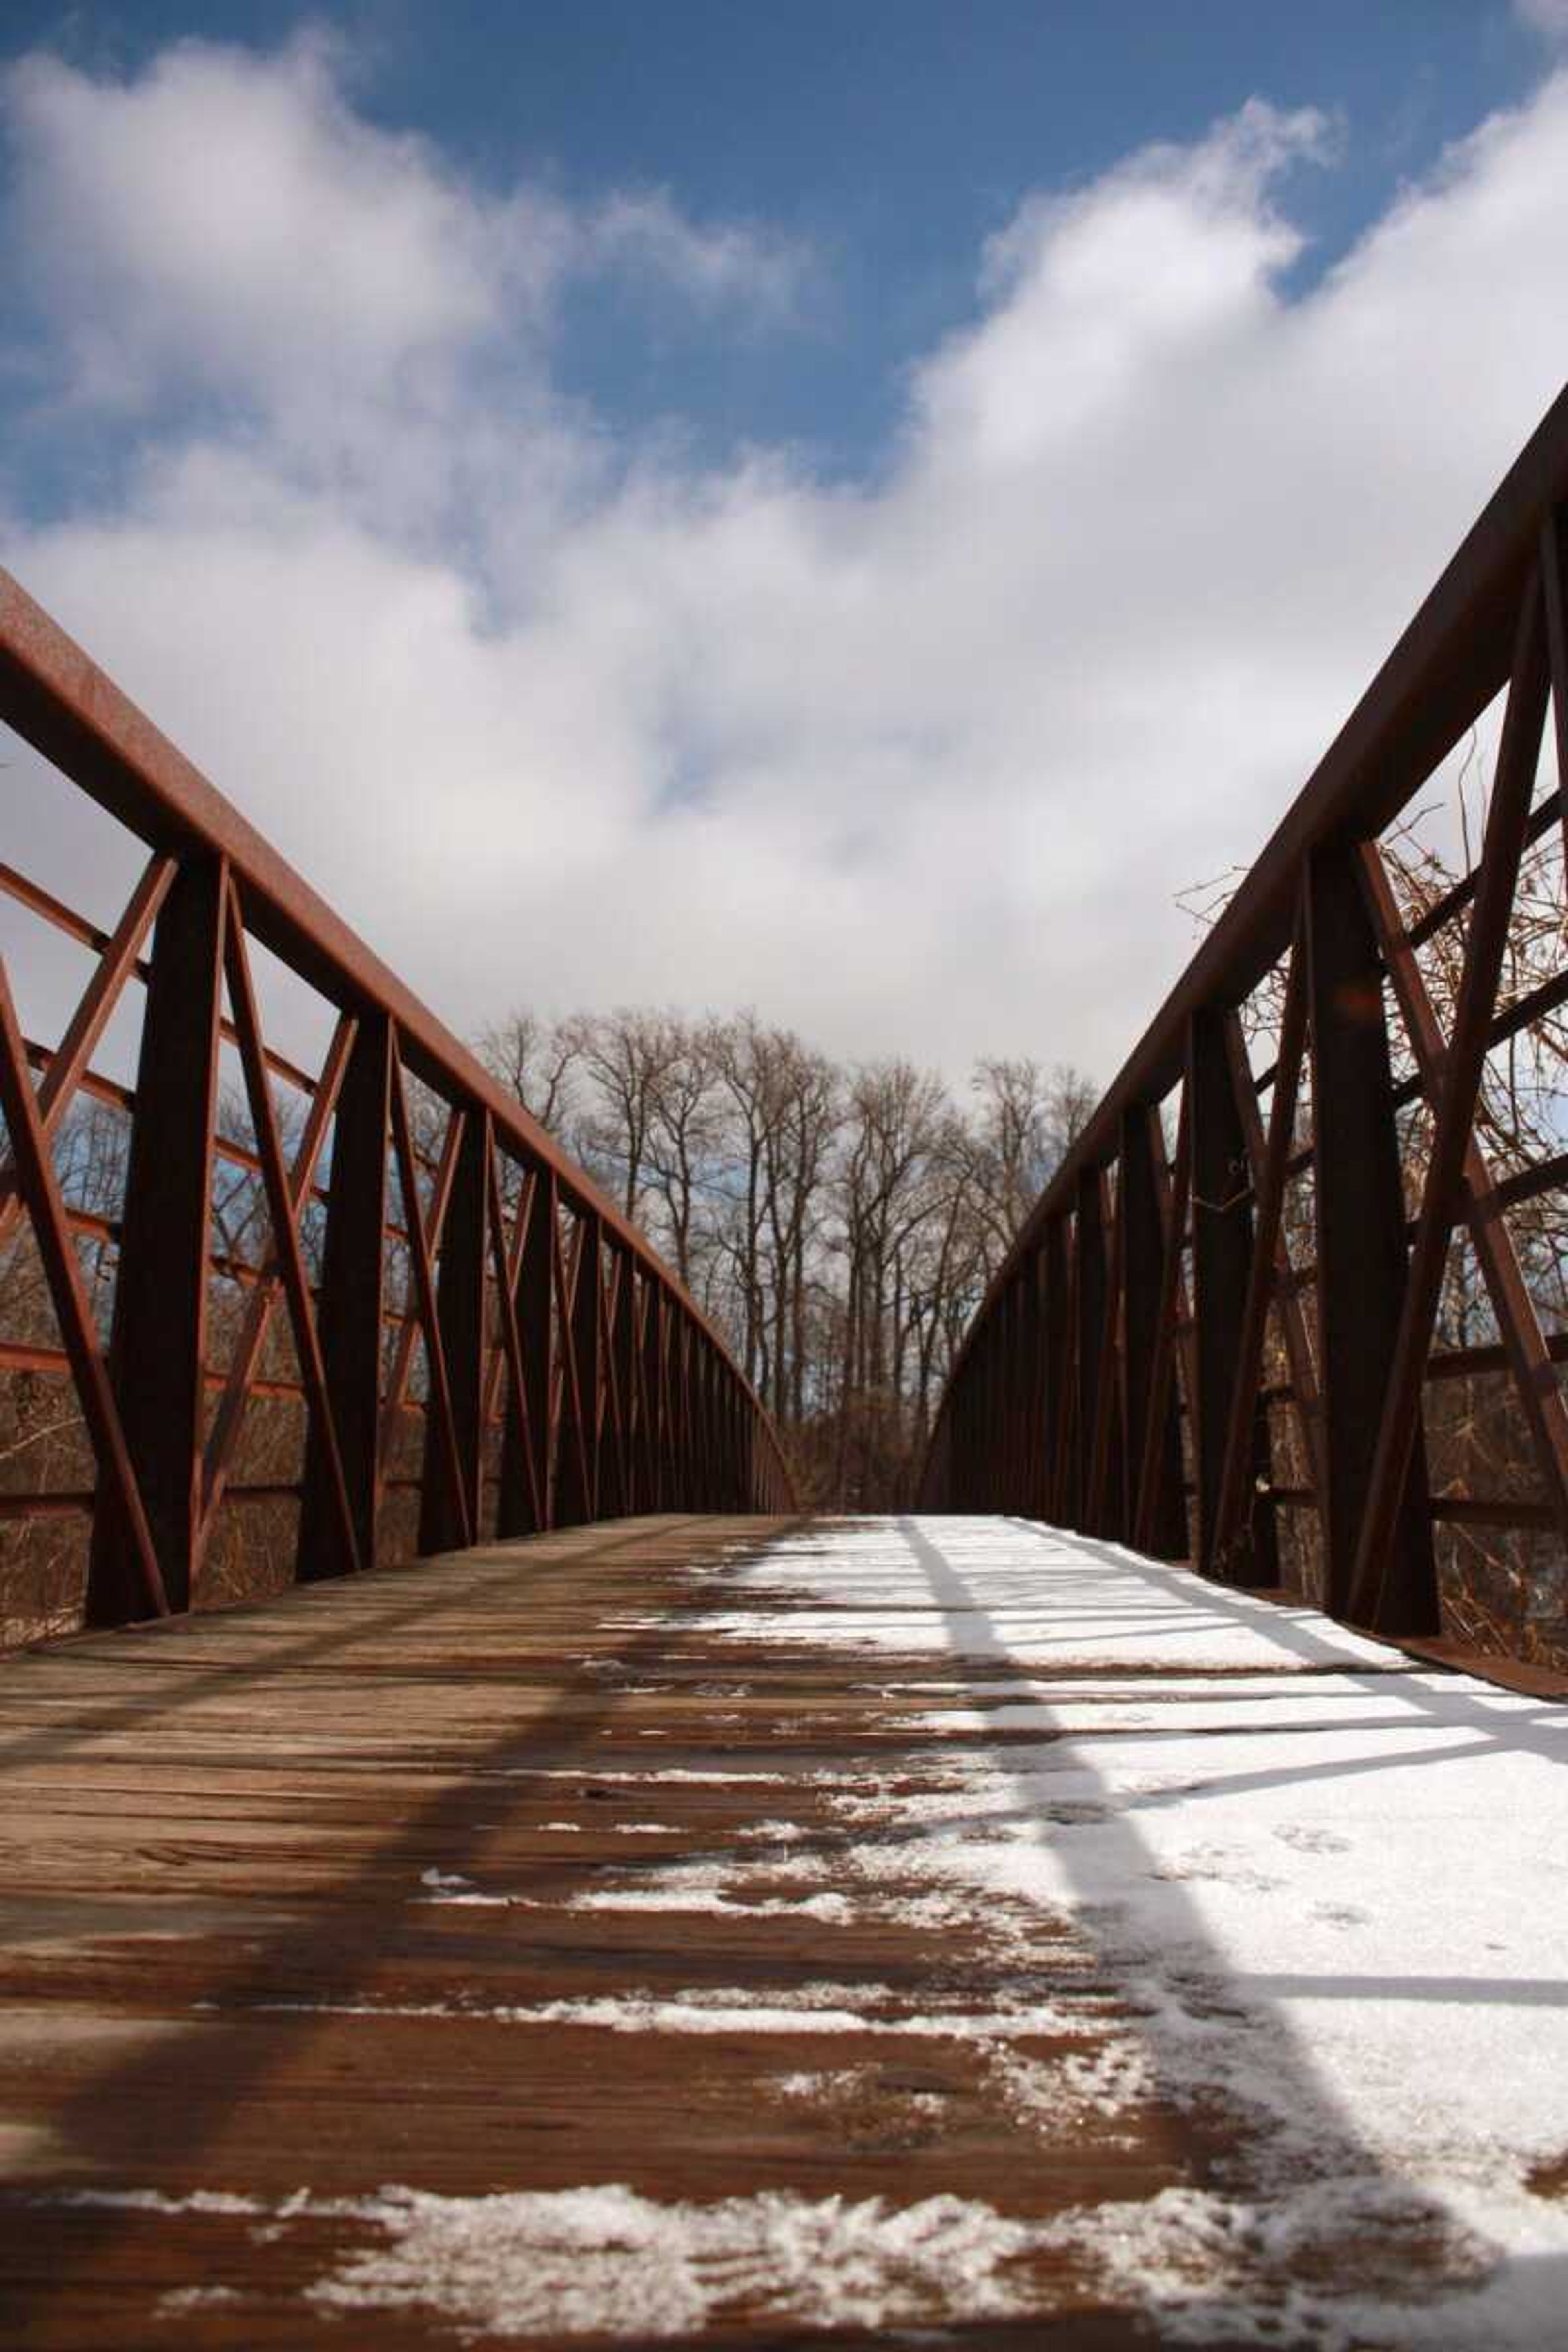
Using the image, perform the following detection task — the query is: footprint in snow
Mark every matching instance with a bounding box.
[1312,1902,1370,1930]
[1272,1823,1351,1855]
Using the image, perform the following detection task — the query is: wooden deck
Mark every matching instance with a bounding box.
[2,1512,1565,2348]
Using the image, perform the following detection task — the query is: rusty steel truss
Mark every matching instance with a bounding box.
[0,575,794,1635]
[921,386,1568,1642]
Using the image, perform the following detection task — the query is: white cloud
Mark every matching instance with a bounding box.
[4,40,1568,1096]
[6,34,510,409]
[585,189,808,321]
[1517,0,1568,45]
[3,34,801,421]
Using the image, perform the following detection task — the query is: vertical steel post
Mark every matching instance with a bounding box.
[419,1105,488,1556]
[1086,1172,1125,1538]
[1348,578,1548,1627]
[724,1372,743,1508]
[554,1210,601,1529]
[1038,1217,1068,1523]
[719,1373,738,1515]
[1071,1169,1106,1534]
[638,1280,665,1513]
[1020,1248,1044,1516]
[994,1283,1013,1508]
[988,1314,1005,1509]
[209,1013,354,1550]
[693,1338,715,1508]
[1120,1105,1186,1559]
[666,1311,688,1507]
[0,959,166,1617]
[576,1211,605,1523]
[87,857,226,1622]
[1212,946,1309,1589]
[497,1167,553,1536]
[610,1245,636,1517]
[1307,846,1435,1624]
[946,1365,965,1509]
[1050,1223,1081,1525]
[1020,1279,1044,1515]
[1188,1007,1276,1583]
[680,1325,702,1508]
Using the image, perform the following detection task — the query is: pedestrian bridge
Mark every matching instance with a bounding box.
[3,1511,1565,2346]
[6,392,1568,2342]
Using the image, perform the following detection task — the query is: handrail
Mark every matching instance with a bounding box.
[0,571,795,1638]
[0,571,760,1364]
[920,383,1568,1650]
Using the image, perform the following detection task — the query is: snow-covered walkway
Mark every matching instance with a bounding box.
[2,1511,1565,2348]
[698,1516,1568,2344]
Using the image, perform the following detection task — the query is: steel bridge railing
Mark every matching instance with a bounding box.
[920,384,1568,1644]
[0,572,795,1640]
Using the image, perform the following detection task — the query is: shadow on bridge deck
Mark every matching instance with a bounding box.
[0,1511,1565,2347]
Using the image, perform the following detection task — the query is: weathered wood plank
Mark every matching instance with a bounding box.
[1,1512,1561,2347]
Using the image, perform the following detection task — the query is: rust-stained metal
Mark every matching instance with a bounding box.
[201,1011,355,1536]
[300,1012,393,1581]
[499,1168,553,1537]
[1189,1004,1276,1585]
[0,854,173,1258]
[1310,844,1434,1624]
[922,388,1568,1645]
[1132,1098,1189,1559]
[388,1066,472,1550]
[1222,1002,1325,1513]
[87,855,228,1621]
[1348,578,1549,1628]
[0,579,793,1638]
[0,958,167,1613]
[0,571,784,1364]
[1085,1168,1123,1537]
[1212,925,1308,1583]
[378,1091,465,1491]
[223,886,363,1581]
[417,1102,489,1559]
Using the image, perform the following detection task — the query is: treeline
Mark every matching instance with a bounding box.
[477,1011,1095,1506]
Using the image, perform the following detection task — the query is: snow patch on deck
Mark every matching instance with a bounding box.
[307,2181,1047,2335]
[694,1515,1568,2345]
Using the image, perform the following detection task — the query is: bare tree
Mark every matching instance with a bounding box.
[560,1010,681,1223]
[467,1002,1094,1513]
[476,1012,587,1139]
[642,1016,722,1291]
[967,1058,1096,1259]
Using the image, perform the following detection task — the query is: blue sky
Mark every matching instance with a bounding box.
[4,2,1551,476]
[3,2,1568,1082]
